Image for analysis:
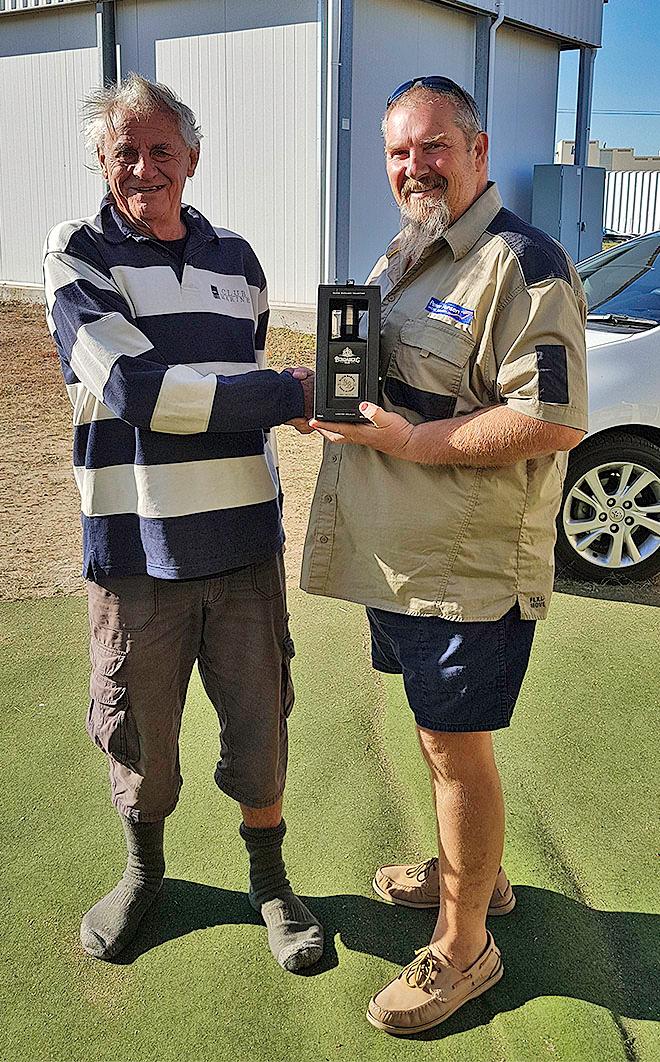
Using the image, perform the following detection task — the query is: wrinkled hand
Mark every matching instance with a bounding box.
[286,417,315,435]
[285,365,314,381]
[284,364,315,432]
[284,364,315,420]
[310,402,415,459]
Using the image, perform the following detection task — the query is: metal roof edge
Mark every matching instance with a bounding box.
[427,0,604,48]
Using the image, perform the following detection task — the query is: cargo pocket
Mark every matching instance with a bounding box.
[90,637,126,678]
[281,621,296,718]
[86,675,141,769]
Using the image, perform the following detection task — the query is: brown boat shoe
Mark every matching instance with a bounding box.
[372,858,516,916]
[366,932,503,1035]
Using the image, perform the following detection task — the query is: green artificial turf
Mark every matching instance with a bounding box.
[1,591,658,1062]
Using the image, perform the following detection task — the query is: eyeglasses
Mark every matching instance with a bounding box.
[386,76,481,126]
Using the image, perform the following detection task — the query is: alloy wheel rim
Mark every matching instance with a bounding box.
[562,459,660,569]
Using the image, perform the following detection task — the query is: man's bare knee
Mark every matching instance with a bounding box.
[417,727,496,782]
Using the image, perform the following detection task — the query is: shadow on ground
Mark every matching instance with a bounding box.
[113,879,658,1036]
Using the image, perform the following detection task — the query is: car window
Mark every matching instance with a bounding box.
[578,235,660,323]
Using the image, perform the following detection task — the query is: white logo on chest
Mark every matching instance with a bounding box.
[210,284,250,305]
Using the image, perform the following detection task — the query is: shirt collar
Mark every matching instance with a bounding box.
[97,192,218,246]
[444,181,502,261]
[382,181,502,285]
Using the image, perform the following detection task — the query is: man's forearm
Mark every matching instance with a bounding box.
[403,406,584,467]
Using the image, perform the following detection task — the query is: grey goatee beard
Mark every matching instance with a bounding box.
[398,180,452,264]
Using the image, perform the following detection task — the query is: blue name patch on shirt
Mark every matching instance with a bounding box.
[425,297,474,325]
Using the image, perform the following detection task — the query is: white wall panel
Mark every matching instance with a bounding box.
[155,18,319,309]
[0,9,102,284]
[112,0,320,308]
[349,0,475,284]
[489,24,560,221]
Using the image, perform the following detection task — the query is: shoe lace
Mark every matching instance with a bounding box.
[403,947,439,990]
[405,857,438,884]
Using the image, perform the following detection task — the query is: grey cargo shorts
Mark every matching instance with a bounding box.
[86,553,295,822]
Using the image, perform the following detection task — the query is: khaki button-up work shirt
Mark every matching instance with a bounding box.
[301,183,588,621]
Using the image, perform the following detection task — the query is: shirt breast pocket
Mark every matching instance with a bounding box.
[384,317,474,421]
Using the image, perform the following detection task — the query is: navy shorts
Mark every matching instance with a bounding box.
[366,605,536,732]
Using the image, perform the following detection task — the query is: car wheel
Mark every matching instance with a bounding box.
[556,431,660,583]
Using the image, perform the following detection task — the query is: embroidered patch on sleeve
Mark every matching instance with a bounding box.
[425,297,474,325]
[536,344,569,404]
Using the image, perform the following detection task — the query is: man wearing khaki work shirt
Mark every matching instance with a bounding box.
[301,77,587,1034]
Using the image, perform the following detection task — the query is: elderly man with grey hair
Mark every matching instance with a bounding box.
[43,74,322,972]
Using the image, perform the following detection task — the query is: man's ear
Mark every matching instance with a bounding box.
[97,145,108,180]
[473,130,489,172]
[188,146,200,178]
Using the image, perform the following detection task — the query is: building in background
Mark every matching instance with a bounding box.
[0,0,606,320]
[557,140,660,171]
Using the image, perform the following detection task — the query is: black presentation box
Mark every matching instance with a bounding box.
[314,283,381,422]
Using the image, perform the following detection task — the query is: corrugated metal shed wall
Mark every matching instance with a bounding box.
[0,0,605,47]
[0,6,103,284]
[0,0,91,12]
[349,0,475,284]
[0,0,606,299]
[0,0,320,307]
[489,23,560,219]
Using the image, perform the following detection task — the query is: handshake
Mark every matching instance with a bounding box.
[284,365,315,435]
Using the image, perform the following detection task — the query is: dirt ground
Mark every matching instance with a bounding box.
[1,300,656,605]
[0,301,320,599]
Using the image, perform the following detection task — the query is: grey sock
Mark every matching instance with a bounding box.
[80,815,165,960]
[240,819,323,972]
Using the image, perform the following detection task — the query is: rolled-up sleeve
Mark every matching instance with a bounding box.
[492,278,588,432]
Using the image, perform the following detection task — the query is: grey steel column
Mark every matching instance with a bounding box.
[334,0,354,282]
[574,46,596,167]
[96,1,117,87]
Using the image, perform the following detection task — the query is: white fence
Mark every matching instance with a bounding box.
[604,171,660,237]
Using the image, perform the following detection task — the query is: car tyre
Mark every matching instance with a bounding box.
[555,432,660,584]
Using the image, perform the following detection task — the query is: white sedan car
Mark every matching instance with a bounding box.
[556,233,660,583]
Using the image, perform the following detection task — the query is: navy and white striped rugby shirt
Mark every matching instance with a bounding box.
[44,196,304,581]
